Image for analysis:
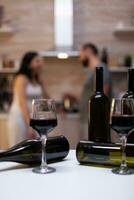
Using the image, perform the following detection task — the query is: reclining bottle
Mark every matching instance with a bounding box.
[0,135,69,165]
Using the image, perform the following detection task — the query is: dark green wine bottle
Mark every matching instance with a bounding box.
[76,141,134,167]
[88,67,110,142]
[0,135,69,165]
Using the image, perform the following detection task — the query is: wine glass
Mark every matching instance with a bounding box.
[30,99,57,174]
[110,98,134,175]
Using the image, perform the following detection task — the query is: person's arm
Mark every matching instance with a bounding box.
[14,75,35,138]
[15,75,29,124]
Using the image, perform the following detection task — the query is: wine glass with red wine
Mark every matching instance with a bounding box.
[30,99,57,174]
[110,98,134,175]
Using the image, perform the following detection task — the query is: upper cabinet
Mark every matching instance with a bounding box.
[114,20,134,38]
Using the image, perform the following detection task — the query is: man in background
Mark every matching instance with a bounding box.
[79,43,112,140]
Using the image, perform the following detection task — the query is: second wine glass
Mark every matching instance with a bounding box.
[110,98,134,175]
[30,99,57,174]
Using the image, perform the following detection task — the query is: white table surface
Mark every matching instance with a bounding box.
[0,150,134,200]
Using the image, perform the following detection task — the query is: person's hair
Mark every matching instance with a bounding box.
[82,43,99,56]
[16,51,39,82]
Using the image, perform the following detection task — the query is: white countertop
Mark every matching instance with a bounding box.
[0,150,134,200]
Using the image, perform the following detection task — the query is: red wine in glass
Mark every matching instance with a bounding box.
[30,118,57,136]
[111,115,134,136]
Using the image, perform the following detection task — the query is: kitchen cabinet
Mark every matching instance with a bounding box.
[0,113,81,149]
[48,113,81,149]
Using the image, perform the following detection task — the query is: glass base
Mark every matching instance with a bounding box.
[32,166,56,174]
[112,167,134,175]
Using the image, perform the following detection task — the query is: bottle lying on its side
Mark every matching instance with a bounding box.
[0,135,69,165]
[76,140,134,167]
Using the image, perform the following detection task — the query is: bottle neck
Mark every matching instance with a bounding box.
[96,67,103,93]
[128,69,134,93]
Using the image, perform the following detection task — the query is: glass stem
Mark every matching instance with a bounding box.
[121,136,127,169]
[41,134,47,169]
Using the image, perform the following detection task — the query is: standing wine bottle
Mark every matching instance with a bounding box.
[122,68,134,143]
[0,135,69,165]
[88,67,110,142]
[76,141,134,167]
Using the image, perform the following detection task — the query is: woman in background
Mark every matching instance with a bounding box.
[8,51,49,146]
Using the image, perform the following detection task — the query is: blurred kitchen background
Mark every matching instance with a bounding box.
[0,0,134,149]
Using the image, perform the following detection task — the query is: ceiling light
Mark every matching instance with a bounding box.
[57,53,69,59]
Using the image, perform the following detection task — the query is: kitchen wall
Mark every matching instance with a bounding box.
[43,57,86,100]
[74,0,134,59]
[0,0,133,98]
[0,0,134,59]
[0,0,54,60]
